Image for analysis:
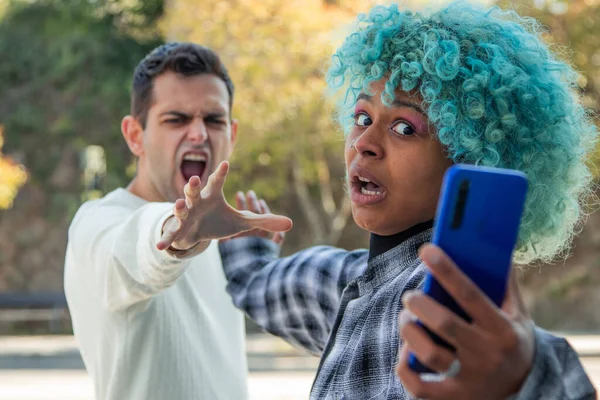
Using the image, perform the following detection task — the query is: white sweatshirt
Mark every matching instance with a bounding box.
[64,188,247,400]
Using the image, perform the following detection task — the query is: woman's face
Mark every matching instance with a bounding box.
[345,79,453,235]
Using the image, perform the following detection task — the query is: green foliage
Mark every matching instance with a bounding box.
[164,0,375,205]
[496,0,600,176]
[0,126,27,209]
[0,0,163,218]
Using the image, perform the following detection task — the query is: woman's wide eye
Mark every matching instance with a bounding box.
[392,121,415,136]
[355,113,373,127]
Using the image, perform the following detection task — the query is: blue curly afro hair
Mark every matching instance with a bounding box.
[327,1,598,264]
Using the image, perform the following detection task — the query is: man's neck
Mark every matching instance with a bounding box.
[127,176,165,203]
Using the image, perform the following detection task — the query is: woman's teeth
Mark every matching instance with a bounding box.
[361,187,381,195]
[358,176,382,195]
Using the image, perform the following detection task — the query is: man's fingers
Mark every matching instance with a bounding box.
[246,191,261,213]
[156,214,182,251]
[174,198,189,220]
[215,160,230,188]
[184,176,202,208]
[236,192,247,210]
[238,211,293,233]
[201,161,230,198]
[272,231,286,245]
[156,200,188,250]
[259,199,286,245]
[259,199,270,214]
[156,227,179,251]
[419,244,507,332]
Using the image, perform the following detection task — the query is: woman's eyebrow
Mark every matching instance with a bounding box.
[391,99,425,115]
[356,93,373,103]
[356,93,425,115]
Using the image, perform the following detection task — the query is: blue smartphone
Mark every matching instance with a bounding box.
[408,164,528,374]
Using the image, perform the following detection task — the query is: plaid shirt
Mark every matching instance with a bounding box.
[219,230,596,400]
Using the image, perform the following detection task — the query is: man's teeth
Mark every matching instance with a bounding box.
[361,186,381,196]
[183,154,207,162]
[358,176,370,183]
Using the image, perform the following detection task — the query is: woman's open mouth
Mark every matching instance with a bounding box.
[350,171,387,206]
[357,176,383,195]
[180,153,207,182]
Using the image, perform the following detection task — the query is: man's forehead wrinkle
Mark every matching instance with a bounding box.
[154,101,228,117]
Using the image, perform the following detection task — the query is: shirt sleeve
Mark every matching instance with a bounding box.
[66,200,199,312]
[218,236,368,355]
[512,327,597,400]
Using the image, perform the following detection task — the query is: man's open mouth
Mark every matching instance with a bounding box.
[181,153,207,182]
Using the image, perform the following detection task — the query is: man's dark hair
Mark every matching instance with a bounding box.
[131,42,234,127]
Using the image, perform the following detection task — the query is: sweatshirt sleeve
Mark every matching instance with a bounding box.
[512,327,597,400]
[66,199,198,311]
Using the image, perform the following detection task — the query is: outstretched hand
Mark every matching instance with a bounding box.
[219,190,286,245]
[156,161,293,252]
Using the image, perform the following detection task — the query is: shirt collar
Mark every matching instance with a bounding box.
[358,227,433,295]
[368,220,434,261]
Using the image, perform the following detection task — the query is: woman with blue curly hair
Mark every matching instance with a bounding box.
[214,1,598,399]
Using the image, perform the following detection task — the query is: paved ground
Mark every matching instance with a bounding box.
[0,360,598,400]
[0,334,598,400]
[0,370,316,400]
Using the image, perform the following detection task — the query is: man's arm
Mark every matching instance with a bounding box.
[66,161,292,312]
[66,201,196,312]
[219,236,367,355]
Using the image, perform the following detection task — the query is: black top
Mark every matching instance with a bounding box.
[368,220,434,261]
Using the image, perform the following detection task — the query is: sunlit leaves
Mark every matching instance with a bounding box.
[163,0,377,203]
[0,127,27,210]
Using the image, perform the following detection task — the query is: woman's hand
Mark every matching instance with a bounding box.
[396,244,535,400]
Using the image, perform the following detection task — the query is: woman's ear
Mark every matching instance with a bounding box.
[121,116,144,157]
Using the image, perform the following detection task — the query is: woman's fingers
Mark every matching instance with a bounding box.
[419,244,508,333]
[400,320,457,373]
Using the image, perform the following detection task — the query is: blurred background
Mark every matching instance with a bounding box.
[0,0,599,398]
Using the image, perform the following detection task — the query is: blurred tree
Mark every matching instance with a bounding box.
[0,126,27,209]
[163,0,378,248]
[495,0,600,331]
[1,0,598,329]
[496,0,600,170]
[0,0,162,291]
